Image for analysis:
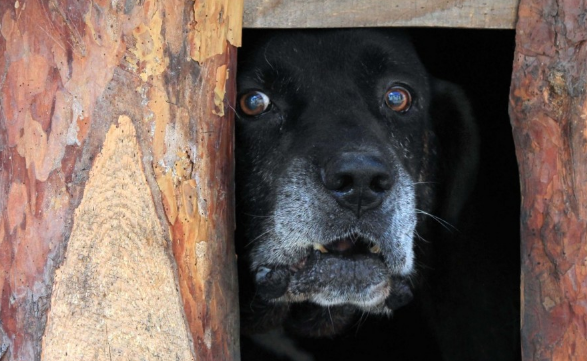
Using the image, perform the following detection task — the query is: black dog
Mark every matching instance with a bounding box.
[235,29,482,358]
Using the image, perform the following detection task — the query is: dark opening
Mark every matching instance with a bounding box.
[238,28,520,361]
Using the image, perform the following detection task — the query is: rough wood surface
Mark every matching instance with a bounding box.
[0,0,241,360]
[510,0,587,359]
[243,0,519,29]
[41,116,194,361]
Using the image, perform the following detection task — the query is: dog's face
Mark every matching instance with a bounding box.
[236,30,440,318]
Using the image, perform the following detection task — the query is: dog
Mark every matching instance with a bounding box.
[235,29,483,359]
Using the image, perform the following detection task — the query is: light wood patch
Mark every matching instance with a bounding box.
[243,0,519,29]
[41,116,194,361]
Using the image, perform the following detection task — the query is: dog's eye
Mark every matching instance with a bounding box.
[239,90,271,116]
[385,86,412,113]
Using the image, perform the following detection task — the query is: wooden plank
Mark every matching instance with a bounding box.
[243,0,520,29]
[0,0,241,360]
[510,0,587,359]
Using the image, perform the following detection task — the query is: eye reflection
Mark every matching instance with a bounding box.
[385,87,412,112]
[240,90,271,116]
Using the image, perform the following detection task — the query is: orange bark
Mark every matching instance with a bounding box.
[510,0,587,359]
[0,1,240,360]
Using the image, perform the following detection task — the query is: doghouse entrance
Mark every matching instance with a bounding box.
[4,1,585,360]
[238,28,520,361]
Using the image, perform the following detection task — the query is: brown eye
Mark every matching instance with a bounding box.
[385,86,412,112]
[239,90,270,116]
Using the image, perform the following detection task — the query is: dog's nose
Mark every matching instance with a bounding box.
[321,153,393,217]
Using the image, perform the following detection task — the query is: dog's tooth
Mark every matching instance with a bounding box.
[370,244,381,254]
[313,243,328,253]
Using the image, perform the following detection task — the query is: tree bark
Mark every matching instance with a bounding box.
[0,0,241,360]
[510,0,587,359]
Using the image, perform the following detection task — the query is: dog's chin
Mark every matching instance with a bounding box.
[253,236,414,314]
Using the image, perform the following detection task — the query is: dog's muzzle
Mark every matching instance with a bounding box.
[321,152,394,218]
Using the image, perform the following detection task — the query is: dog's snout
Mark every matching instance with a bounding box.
[321,153,393,217]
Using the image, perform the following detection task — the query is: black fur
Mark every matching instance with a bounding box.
[235,29,507,359]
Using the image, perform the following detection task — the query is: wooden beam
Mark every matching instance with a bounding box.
[510,0,587,359]
[0,0,241,360]
[243,0,520,29]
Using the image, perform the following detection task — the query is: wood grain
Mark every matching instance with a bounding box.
[41,116,194,361]
[510,0,587,359]
[243,0,520,29]
[0,0,241,360]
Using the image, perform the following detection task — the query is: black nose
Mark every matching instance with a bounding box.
[321,152,393,217]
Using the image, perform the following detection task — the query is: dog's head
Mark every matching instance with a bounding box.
[236,30,476,320]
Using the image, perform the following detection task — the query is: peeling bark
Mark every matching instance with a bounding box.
[510,0,587,359]
[0,1,241,360]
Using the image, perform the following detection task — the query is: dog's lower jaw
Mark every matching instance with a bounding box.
[273,255,394,313]
[253,249,415,315]
[244,265,414,337]
[304,280,391,309]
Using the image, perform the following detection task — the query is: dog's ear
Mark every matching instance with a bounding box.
[429,79,479,226]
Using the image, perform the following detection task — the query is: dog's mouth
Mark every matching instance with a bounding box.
[310,236,382,258]
[254,235,413,313]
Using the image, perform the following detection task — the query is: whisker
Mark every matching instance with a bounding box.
[243,212,276,219]
[327,306,334,329]
[406,272,419,287]
[245,229,273,248]
[415,209,459,232]
[227,103,243,121]
[414,230,430,244]
[414,258,434,271]
[354,310,369,335]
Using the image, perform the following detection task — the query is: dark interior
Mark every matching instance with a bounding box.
[239,28,520,361]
